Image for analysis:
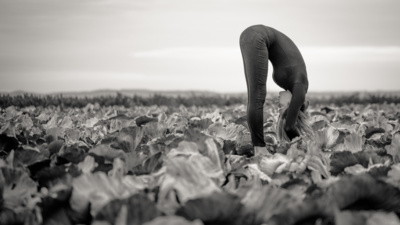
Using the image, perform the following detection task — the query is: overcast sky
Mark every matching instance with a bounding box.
[1,0,400,93]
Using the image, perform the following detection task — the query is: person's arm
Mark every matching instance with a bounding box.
[284,83,306,140]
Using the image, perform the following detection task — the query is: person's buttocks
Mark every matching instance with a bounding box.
[240,24,308,92]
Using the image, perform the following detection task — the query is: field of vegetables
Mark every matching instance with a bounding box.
[1,98,400,225]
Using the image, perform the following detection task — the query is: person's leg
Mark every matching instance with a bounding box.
[239,25,269,147]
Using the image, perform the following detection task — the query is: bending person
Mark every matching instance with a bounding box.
[239,24,309,154]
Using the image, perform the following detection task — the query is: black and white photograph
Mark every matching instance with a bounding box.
[1,0,400,224]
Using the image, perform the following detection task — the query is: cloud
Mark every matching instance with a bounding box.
[131,47,240,60]
[129,46,400,92]
[131,46,400,62]
[301,46,400,62]
[0,71,187,93]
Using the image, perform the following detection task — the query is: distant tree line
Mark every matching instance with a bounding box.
[0,92,247,108]
[1,92,400,109]
[310,93,400,106]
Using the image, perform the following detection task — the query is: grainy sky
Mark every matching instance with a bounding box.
[1,0,400,93]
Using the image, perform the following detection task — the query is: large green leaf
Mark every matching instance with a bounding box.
[70,172,148,217]
[1,167,37,209]
[94,193,162,225]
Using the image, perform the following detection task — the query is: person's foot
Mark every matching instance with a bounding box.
[254,146,271,156]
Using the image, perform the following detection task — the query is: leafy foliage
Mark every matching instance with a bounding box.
[1,96,400,224]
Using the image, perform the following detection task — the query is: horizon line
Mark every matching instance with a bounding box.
[3,88,400,95]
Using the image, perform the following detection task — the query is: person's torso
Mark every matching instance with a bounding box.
[264,26,308,92]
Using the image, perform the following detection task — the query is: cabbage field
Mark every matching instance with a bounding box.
[1,98,400,225]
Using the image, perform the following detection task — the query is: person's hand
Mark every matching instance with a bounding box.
[284,126,300,140]
[300,99,309,112]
